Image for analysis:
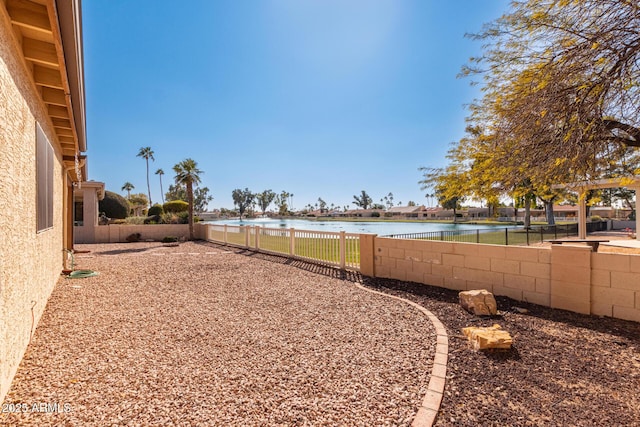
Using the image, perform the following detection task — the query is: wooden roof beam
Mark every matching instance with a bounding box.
[48,104,69,119]
[41,86,66,106]
[56,128,73,137]
[23,37,58,67]
[33,64,62,88]
[6,0,52,35]
[58,135,74,143]
[52,117,72,129]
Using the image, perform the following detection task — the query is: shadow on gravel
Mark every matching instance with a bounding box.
[93,246,161,256]
[482,346,522,362]
[193,240,363,282]
[192,240,640,342]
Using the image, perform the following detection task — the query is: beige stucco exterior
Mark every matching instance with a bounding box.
[73,181,105,243]
[1,0,86,403]
[0,12,64,402]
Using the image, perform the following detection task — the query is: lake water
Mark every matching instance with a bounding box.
[204,218,512,236]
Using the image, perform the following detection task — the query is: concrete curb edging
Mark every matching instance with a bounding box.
[353,284,448,427]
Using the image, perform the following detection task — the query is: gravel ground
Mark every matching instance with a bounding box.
[364,279,640,427]
[1,242,435,427]
[4,240,640,426]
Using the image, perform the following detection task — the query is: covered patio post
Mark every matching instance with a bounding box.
[578,191,587,239]
[633,185,640,241]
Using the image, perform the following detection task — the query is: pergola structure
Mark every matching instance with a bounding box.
[554,177,640,240]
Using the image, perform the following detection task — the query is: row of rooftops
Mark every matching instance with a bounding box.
[302,205,631,219]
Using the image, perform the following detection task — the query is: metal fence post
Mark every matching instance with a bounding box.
[476,229,480,243]
[505,227,509,245]
[540,226,544,243]
[526,227,530,246]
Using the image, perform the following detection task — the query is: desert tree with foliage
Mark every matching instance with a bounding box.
[274,191,292,216]
[128,193,149,217]
[255,190,276,216]
[462,0,640,186]
[422,1,640,225]
[232,188,255,219]
[419,164,468,223]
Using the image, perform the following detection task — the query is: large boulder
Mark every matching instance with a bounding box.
[459,289,498,316]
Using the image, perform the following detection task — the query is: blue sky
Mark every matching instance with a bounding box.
[82,0,510,211]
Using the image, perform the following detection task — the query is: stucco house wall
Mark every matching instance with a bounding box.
[0,12,66,402]
[0,0,87,403]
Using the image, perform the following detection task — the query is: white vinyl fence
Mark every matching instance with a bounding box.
[201,224,361,271]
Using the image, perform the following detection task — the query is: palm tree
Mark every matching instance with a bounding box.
[352,190,372,210]
[137,147,154,207]
[121,182,134,200]
[173,158,202,240]
[155,168,165,204]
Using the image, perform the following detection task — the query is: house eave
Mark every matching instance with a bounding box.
[2,0,87,175]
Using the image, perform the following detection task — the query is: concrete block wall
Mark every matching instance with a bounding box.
[591,252,640,322]
[373,238,551,306]
[370,237,640,322]
[90,224,190,243]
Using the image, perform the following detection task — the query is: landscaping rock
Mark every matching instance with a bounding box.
[462,324,513,351]
[458,289,497,316]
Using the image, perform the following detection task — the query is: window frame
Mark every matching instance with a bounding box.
[36,123,54,232]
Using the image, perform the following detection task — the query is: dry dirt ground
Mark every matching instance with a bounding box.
[2,241,640,426]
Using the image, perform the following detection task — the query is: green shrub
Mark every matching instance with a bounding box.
[162,236,178,243]
[161,213,182,224]
[590,215,602,222]
[99,191,129,219]
[371,212,381,217]
[177,211,189,223]
[126,233,141,242]
[148,204,164,216]
[124,216,146,225]
[163,200,189,213]
[144,215,161,224]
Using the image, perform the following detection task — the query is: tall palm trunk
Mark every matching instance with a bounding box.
[146,159,152,208]
[159,175,164,204]
[187,181,194,240]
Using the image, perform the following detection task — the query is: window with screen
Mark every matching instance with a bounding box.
[36,124,54,232]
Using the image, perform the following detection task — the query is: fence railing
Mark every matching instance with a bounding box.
[202,224,361,270]
[382,222,609,245]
